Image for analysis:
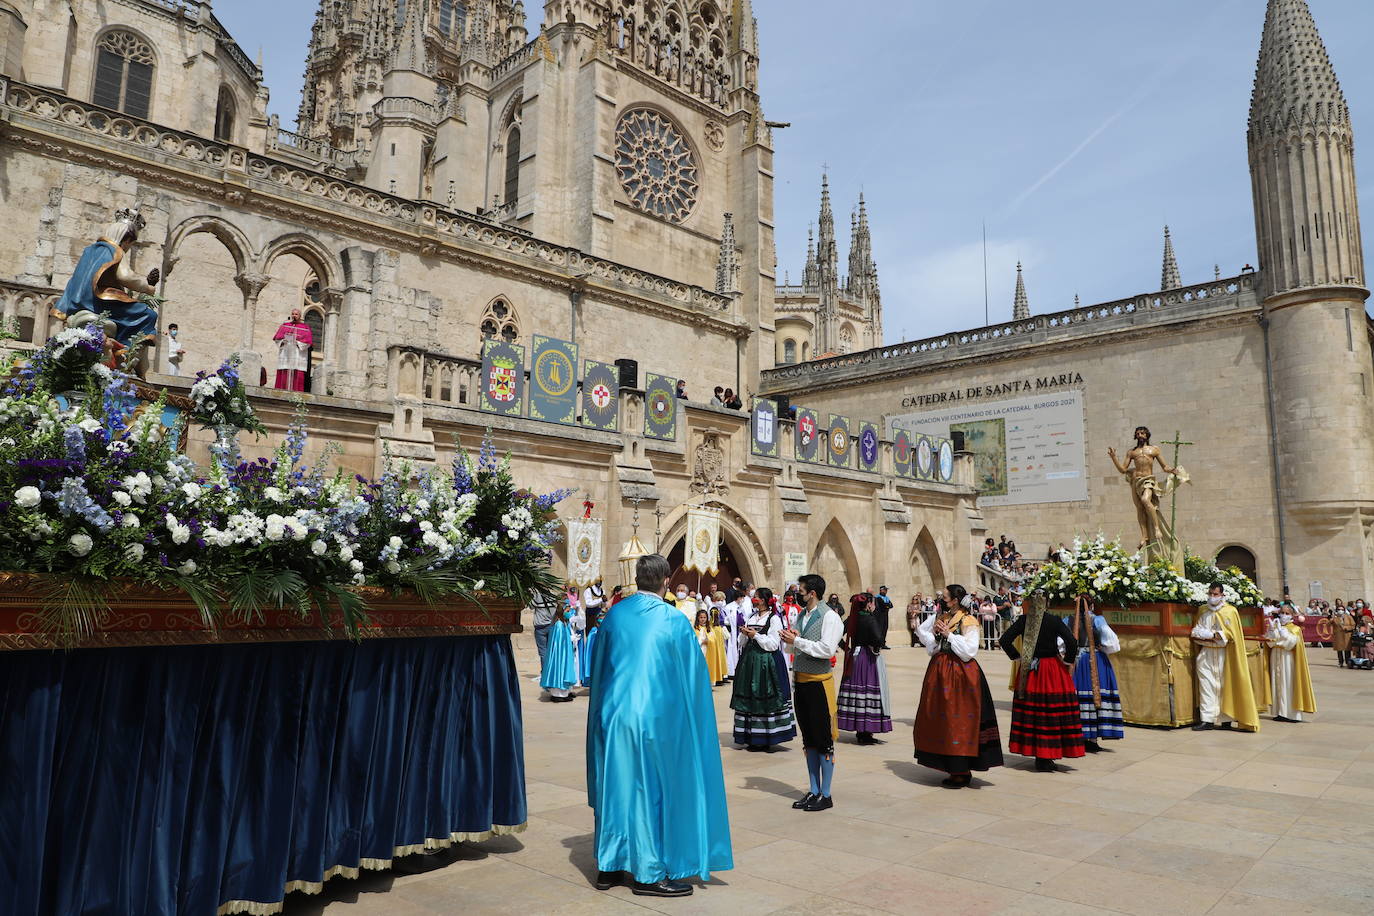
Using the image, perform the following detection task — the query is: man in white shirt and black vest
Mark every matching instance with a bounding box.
[781,573,844,812]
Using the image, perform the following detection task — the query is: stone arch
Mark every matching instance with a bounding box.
[260,232,341,290]
[480,295,521,342]
[810,516,862,598]
[160,229,242,376]
[1213,543,1259,586]
[658,498,771,588]
[164,215,252,278]
[91,26,159,119]
[909,525,946,599]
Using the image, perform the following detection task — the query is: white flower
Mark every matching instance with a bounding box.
[14,486,41,508]
[338,545,354,562]
[264,514,287,541]
[385,559,401,574]
[181,482,203,502]
[179,559,198,575]
[349,558,364,573]
[124,543,145,562]
[122,514,140,529]
[76,417,102,434]
[352,573,366,585]
[69,532,93,556]
[112,491,132,507]
[388,536,402,550]
[473,579,485,591]
[311,540,327,556]
[263,487,286,503]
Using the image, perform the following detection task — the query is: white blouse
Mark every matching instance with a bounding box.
[916,613,981,662]
[744,610,783,652]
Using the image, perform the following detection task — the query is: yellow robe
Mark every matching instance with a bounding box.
[1278,622,1318,714]
[1201,603,1261,731]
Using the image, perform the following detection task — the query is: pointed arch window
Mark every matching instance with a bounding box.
[782,339,797,364]
[92,30,155,119]
[214,86,236,143]
[480,298,520,343]
[503,126,521,210]
[439,0,467,37]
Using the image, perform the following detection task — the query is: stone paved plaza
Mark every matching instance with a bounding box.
[281,626,1374,916]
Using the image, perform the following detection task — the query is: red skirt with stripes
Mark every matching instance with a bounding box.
[1008,659,1086,760]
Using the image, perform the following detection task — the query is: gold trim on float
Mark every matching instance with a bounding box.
[214,823,528,915]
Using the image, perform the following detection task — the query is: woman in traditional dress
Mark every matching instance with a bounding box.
[999,602,1084,771]
[836,592,893,745]
[730,587,797,752]
[695,610,726,686]
[540,604,579,702]
[272,308,313,392]
[913,584,1003,788]
[1066,603,1123,752]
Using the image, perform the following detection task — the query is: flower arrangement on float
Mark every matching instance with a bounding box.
[0,324,569,641]
[1027,535,1261,607]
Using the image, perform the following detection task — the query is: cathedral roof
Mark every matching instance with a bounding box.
[1249,0,1349,139]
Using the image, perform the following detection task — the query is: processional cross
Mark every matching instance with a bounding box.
[1160,430,1193,539]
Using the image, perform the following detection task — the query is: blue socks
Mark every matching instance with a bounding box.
[819,753,834,797]
[805,749,821,795]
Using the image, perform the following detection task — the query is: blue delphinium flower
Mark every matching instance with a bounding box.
[62,426,86,463]
[55,476,113,532]
[102,374,138,435]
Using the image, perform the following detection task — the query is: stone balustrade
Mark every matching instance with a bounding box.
[0,280,58,347]
[388,345,481,409]
[762,273,1259,390]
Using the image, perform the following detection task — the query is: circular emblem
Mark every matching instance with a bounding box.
[614,108,700,224]
[917,437,933,477]
[576,536,593,563]
[1316,617,1333,641]
[650,393,673,423]
[694,528,711,553]
[830,427,848,456]
[939,440,955,481]
[590,382,613,409]
[534,348,574,397]
[704,119,725,152]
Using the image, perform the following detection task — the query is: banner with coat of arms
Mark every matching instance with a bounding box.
[857,421,880,473]
[529,335,578,425]
[478,339,525,417]
[827,415,851,469]
[915,434,935,480]
[937,437,956,483]
[892,427,913,477]
[643,373,678,440]
[795,408,819,463]
[565,517,603,588]
[580,359,619,431]
[751,397,778,457]
[684,506,722,575]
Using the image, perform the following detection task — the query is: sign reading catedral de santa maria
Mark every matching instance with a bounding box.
[900,372,1085,409]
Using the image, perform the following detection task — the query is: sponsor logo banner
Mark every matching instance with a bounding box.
[479,339,525,417]
[643,373,678,440]
[751,398,778,457]
[580,360,620,431]
[529,335,578,425]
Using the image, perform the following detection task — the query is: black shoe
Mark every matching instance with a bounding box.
[1084,740,1102,754]
[791,792,816,809]
[1219,721,1235,729]
[802,795,833,812]
[594,870,624,891]
[1034,758,1057,772]
[745,744,766,752]
[1191,722,1216,731]
[1274,715,1297,723]
[940,775,970,789]
[631,879,693,897]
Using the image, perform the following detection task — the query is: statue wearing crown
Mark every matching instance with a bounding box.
[52,208,161,377]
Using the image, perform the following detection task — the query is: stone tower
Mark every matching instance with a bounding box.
[1012,262,1030,320]
[846,193,882,347]
[1161,225,1181,291]
[1248,0,1374,593]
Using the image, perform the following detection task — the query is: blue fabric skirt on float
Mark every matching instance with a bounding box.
[0,636,526,916]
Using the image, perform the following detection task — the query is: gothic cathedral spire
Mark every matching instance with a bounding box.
[1012,262,1030,320]
[1161,226,1182,291]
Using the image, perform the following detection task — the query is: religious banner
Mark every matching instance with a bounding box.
[827,415,851,469]
[858,421,880,473]
[565,517,603,588]
[937,437,956,483]
[751,397,778,457]
[683,506,722,575]
[795,408,820,463]
[529,335,578,425]
[915,434,934,480]
[580,359,619,431]
[892,427,913,477]
[643,373,678,440]
[478,339,525,417]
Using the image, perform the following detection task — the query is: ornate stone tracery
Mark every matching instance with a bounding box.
[614,108,699,224]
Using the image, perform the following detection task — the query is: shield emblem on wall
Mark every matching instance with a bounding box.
[796,408,819,463]
[581,359,619,431]
[478,339,525,417]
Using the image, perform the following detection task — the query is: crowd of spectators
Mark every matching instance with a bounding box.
[978,535,1043,583]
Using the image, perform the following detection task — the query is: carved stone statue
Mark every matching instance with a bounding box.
[689,430,729,496]
[1107,425,1187,567]
[52,208,161,378]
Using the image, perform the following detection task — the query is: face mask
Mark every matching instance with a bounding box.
[1208,596,1223,608]
[169,329,178,338]
[676,591,687,599]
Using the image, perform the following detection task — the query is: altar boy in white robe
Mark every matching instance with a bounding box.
[1265,611,1316,723]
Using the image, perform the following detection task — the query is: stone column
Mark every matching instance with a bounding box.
[320,286,343,395]
[233,271,270,384]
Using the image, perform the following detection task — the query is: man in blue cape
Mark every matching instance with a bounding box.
[586,553,732,897]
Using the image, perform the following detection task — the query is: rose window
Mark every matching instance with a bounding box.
[614,108,699,224]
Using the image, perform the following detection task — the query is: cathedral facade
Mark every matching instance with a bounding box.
[0,0,973,599]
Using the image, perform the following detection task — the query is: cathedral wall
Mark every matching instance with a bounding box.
[781,312,1299,595]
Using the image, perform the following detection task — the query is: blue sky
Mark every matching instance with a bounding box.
[218,0,1374,343]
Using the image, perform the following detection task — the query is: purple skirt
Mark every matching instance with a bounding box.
[836,648,892,733]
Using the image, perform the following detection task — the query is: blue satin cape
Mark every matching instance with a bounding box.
[539,619,578,690]
[55,240,159,345]
[585,591,733,883]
